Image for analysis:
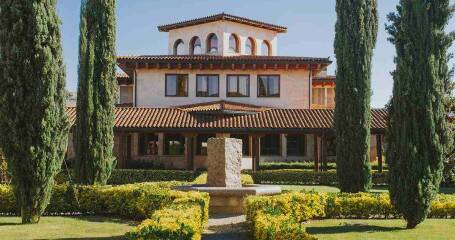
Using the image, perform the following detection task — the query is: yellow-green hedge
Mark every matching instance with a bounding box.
[192,172,254,185]
[252,211,316,240]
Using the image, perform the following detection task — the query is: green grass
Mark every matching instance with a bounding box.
[0,216,136,240]
[305,219,455,240]
[279,185,455,194]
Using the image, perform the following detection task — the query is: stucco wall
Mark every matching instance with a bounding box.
[135,68,311,109]
[167,21,278,56]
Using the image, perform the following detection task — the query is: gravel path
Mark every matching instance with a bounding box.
[202,214,250,240]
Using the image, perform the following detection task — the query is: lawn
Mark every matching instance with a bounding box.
[279,185,455,194]
[0,216,136,240]
[305,219,455,240]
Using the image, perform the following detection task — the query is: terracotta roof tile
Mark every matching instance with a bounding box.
[67,107,387,132]
[158,13,287,33]
[175,100,270,113]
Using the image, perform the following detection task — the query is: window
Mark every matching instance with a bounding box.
[312,87,335,107]
[312,88,325,105]
[227,75,249,97]
[138,133,159,156]
[207,33,218,54]
[197,75,219,97]
[258,75,280,97]
[286,134,306,156]
[164,134,185,155]
[173,39,184,55]
[231,134,250,156]
[228,34,240,53]
[260,134,281,156]
[165,74,188,97]
[245,37,255,55]
[196,134,215,155]
[190,36,202,55]
[261,40,271,56]
[326,88,335,106]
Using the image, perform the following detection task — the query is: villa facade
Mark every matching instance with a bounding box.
[67,13,386,171]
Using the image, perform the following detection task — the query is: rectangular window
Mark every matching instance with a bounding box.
[197,75,219,97]
[286,134,306,156]
[326,88,335,106]
[260,134,281,156]
[138,133,159,156]
[312,88,325,105]
[258,75,280,97]
[166,74,188,97]
[231,134,250,156]
[196,134,215,155]
[164,134,185,155]
[227,75,250,97]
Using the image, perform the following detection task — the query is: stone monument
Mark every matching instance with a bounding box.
[175,137,281,214]
[207,138,242,188]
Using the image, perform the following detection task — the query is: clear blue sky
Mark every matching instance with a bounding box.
[56,0,454,108]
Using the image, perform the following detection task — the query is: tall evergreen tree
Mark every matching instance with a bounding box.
[75,0,117,185]
[386,0,453,229]
[0,0,69,223]
[334,0,378,192]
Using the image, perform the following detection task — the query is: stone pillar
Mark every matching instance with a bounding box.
[252,135,260,172]
[158,133,164,156]
[281,134,287,160]
[376,134,383,173]
[313,134,320,172]
[207,138,242,188]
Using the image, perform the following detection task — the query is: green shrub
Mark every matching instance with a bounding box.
[55,169,200,185]
[192,172,254,185]
[259,161,337,170]
[248,170,388,186]
[0,150,9,184]
[252,211,316,240]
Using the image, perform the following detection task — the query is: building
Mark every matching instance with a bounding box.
[67,13,386,171]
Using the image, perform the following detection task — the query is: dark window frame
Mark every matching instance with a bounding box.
[138,133,159,156]
[286,134,306,156]
[257,75,280,98]
[165,74,188,97]
[164,133,185,156]
[196,74,220,97]
[260,134,281,156]
[226,75,250,97]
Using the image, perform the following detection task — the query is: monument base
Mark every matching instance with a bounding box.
[174,184,282,214]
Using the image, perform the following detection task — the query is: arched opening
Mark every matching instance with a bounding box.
[261,40,272,56]
[245,37,256,55]
[206,33,218,54]
[228,33,240,53]
[189,36,202,55]
[173,39,184,55]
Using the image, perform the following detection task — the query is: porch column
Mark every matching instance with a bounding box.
[376,134,383,173]
[184,134,196,170]
[321,133,327,171]
[117,132,126,169]
[158,133,164,156]
[252,135,260,172]
[313,134,320,172]
[281,134,287,160]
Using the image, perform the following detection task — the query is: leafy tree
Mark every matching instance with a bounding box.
[386,0,453,229]
[0,0,69,223]
[334,0,378,192]
[75,0,117,185]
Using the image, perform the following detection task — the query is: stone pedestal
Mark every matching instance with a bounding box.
[207,138,242,188]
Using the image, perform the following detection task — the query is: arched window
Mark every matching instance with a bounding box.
[228,34,240,53]
[245,37,256,55]
[173,39,184,55]
[189,36,202,55]
[206,33,218,54]
[261,40,271,56]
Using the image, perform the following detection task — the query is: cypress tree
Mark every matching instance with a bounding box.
[75,0,117,185]
[334,0,378,192]
[0,0,69,223]
[386,0,453,228]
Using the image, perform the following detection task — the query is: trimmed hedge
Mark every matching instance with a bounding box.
[56,169,200,185]
[192,172,254,185]
[259,162,337,170]
[248,170,388,186]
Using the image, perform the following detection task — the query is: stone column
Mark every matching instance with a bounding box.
[281,134,287,160]
[207,138,242,188]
